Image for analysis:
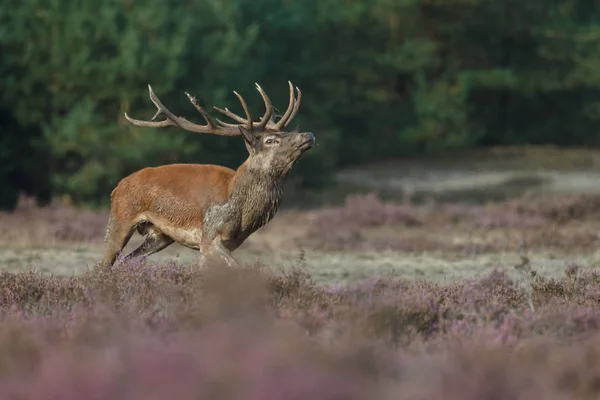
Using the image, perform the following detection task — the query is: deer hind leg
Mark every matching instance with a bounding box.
[122,223,174,263]
[99,213,136,269]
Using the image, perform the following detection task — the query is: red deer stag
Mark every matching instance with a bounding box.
[99,82,314,269]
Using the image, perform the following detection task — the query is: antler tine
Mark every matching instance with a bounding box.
[214,90,254,131]
[213,84,275,131]
[124,85,242,136]
[212,107,247,125]
[215,83,305,131]
[283,86,301,128]
[124,85,177,129]
[254,83,275,129]
[233,90,253,131]
[184,91,216,130]
[274,81,297,130]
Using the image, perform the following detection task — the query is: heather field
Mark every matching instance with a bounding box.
[3,152,600,398]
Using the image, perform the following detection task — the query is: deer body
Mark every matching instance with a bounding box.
[100,82,314,268]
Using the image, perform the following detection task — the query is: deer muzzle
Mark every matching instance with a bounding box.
[298,132,315,151]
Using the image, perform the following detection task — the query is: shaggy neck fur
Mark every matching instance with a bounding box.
[229,160,286,233]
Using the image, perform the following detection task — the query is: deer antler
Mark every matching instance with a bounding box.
[124,82,299,136]
[213,83,274,131]
[124,85,241,136]
[210,81,302,131]
[277,81,302,129]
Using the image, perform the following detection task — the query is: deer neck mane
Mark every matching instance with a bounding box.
[228,160,285,232]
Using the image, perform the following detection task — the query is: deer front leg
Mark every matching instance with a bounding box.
[199,238,240,268]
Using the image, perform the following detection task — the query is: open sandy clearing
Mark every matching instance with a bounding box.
[2,241,599,284]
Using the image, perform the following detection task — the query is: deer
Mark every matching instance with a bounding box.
[99,81,315,269]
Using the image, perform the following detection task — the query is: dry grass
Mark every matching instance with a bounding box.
[0,195,107,246]
[4,191,600,283]
[297,192,600,255]
[5,188,600,253]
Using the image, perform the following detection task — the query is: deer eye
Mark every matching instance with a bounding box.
[265,138,274,145]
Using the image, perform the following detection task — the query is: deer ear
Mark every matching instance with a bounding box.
[238,126,257,154]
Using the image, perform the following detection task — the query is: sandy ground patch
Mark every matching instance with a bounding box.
[3,240,599,285]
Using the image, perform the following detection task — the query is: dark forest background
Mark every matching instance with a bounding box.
[1,0,600,210]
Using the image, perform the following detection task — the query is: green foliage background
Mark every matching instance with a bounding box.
[1,0,600,209]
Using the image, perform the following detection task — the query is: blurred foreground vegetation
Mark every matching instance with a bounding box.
[1,0,600,209]
[0,260,600,398]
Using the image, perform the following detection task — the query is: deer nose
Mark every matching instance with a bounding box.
[303,132,315,143]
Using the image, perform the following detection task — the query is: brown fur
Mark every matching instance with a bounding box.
[111,164,234,230]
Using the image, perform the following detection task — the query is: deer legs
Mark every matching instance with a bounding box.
[100,214,136,269]
[99,215,175,269]
[122,231,174,263]
[119,234,238,268]
[101,212,241,269]
[199,238,240,268]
